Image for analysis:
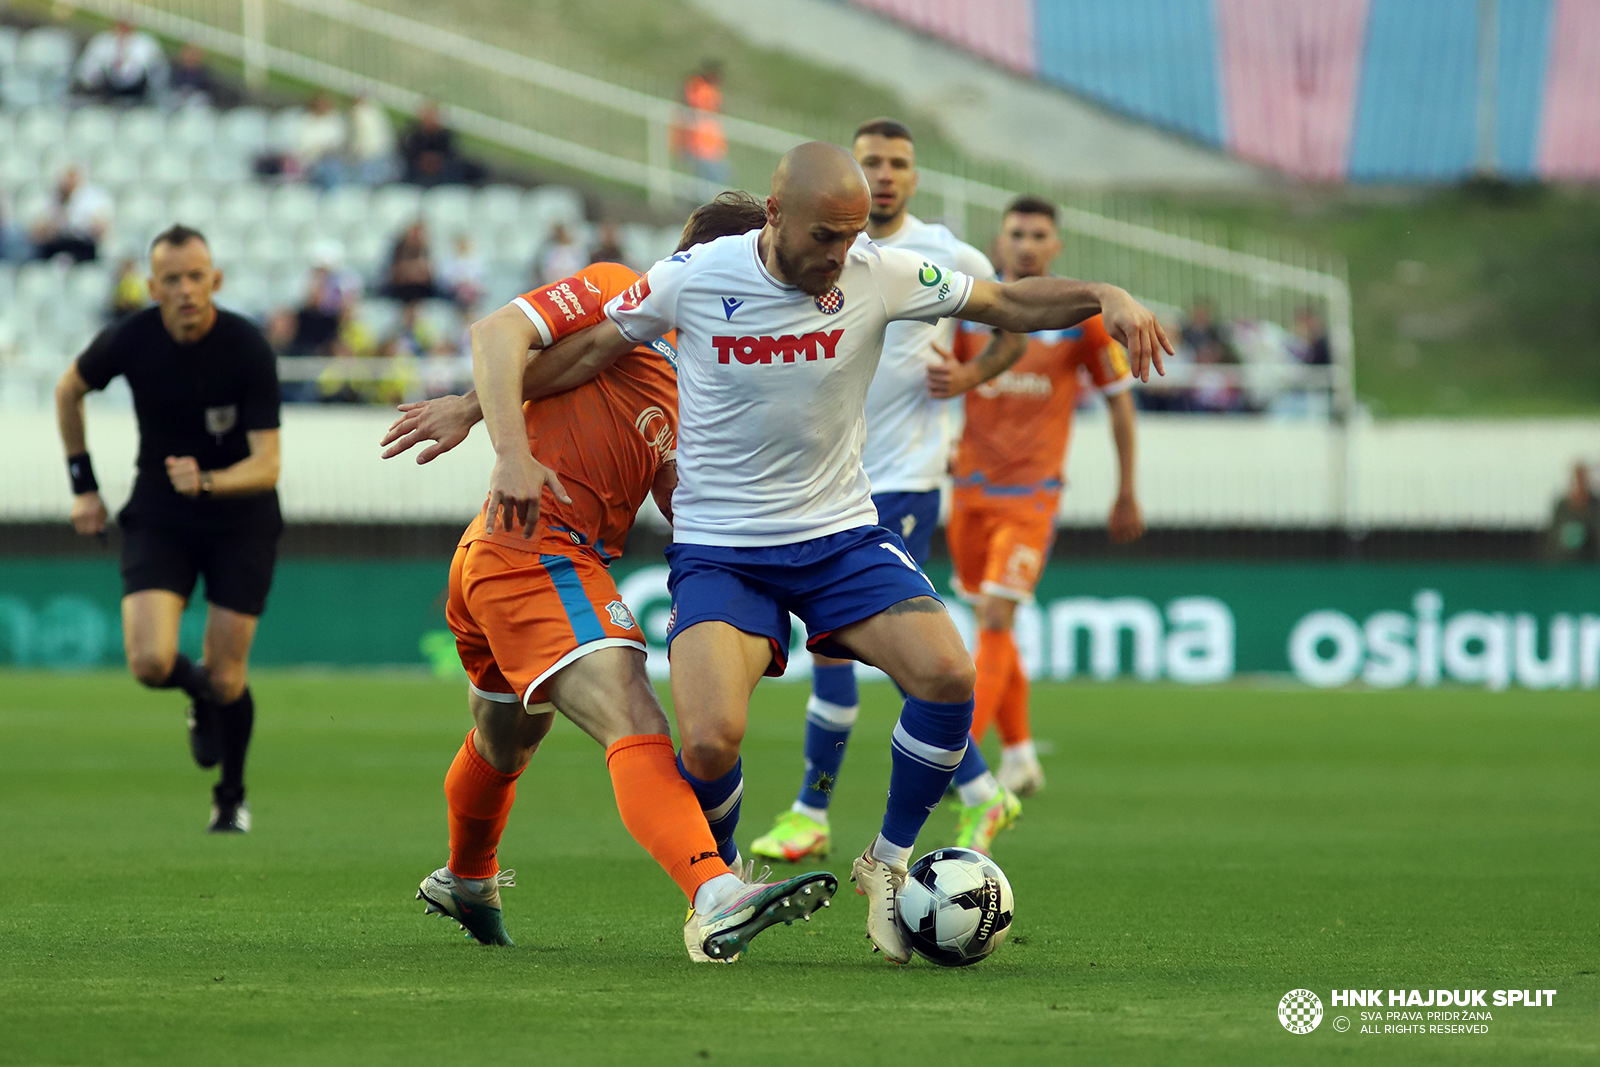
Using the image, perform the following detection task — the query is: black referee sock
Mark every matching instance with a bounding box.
[157,653,213,703]
[213,688,256,809]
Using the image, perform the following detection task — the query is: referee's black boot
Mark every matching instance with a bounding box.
[208,784,250,833]
[187,700,222,769]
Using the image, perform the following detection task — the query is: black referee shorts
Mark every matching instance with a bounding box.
[121,521,280,617]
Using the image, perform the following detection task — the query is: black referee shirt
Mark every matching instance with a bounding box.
[76,307,283,533]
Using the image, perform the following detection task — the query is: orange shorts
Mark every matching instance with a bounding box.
[947,490,1058,602]
[446,540,647,707]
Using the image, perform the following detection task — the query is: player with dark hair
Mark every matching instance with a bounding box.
[381,192,835,962]
[940,194,1146,795]
[750,118,1029,864]
[54,224,281,833]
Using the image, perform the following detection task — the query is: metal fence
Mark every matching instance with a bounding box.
[57,0,1354,402]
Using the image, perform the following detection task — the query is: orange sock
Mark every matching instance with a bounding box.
[971,628,1018,743]
[445,729,521,879]
[605,734,731,902]
[996,649,1031,746]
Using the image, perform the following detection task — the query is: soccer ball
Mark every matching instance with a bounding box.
[895,847,1014,966]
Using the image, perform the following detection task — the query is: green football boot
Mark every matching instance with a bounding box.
[750,810,831,863]
[953,788,1023,856]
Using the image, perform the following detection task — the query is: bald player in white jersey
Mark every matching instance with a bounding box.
[475,141,1171,963]
[750,119,1031,867]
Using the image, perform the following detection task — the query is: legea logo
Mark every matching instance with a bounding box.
[1289,590,1600,690]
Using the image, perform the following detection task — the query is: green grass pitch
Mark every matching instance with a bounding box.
[1,670,1595,1065]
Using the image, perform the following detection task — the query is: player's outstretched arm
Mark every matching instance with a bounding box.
[960,278,1173,381]
[54,365,107,536]
[471,304,571,538]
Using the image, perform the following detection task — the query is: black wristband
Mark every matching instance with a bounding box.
[68,452,98,495]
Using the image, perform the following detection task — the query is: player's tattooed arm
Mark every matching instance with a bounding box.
[926,329,1027,399]
[522,321,637,399]
[960,278,1173,381]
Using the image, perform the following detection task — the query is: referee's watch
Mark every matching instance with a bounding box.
[199,471,215,497]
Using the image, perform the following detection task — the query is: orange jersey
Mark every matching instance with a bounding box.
[463,262,678,562]
[950,314,1130,493]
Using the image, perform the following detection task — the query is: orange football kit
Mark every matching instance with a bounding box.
[440,263,729,902]
[947,314,1132,747]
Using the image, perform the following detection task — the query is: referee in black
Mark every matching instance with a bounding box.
[55,224,282,833]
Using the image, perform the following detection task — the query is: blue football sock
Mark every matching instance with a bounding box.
[796,663,859,812]
[951,739,991,786]
[677,753,744,864]
[881,695,975,849]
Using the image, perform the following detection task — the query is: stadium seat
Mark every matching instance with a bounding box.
[219,107,269,155]
[65,106,119,157]
[116,188,172,240]
[205,221,246,264]
[0,139,41,185]
[266,107,307,152]
[199,151,250,184]
[359,297,404,339]
[168,188,219,230]
[220,268,270,319]
[64,262,112,310]
[0,26,19,68]
[93,143,144,188]
[0,70,46,108]
[471,184,524,230]
[269,184,320,229]
[142,146,200,187]
[16,261,68,307]
[167,106,218,150]
[266,264,307,309]
[422,186,474,240]
[17,27,75,73]
[319,186,371,229]
[523,185,585,232]
[117,107,167,152]
[0,263,16,304]
[218,185,271,229]
[244,222,298,265]
[15,106,66,152]
[369,184,423,234]
[342,226,389,277]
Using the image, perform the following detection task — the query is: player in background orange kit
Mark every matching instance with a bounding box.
[382,194,836,962]
[930,195,1145,796]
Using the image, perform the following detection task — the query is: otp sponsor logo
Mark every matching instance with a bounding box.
[712,329,844,365]
[617,276,651,312]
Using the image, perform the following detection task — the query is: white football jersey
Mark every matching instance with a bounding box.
[605,229,974,546]
[862,215,997,494]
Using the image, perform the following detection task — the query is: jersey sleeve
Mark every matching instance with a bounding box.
[74,322,125,391]
[871,245,974,324]
[1076,316,1133,394]
[604,253,690,345]
[239,322,282,431]
[512,263,638,347]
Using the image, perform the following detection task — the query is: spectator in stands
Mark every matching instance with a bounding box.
[296,92,348,189]
[674,59,729,184]
[439,234,485,312]
[1544,462,1600,562]
[1292,307,1332,365]
[29,166,112,263]
[400,101,482,186]
[534,222,586,286]
[167,41,217,108]
[588,222,626,266]
[381,221,440,304]
[1181,298,1243,413]
[347,95,399,185]
[108,257,148,319]
[75,20,168,104]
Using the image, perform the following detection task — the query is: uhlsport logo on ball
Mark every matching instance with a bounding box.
[1278,989,1324,1034]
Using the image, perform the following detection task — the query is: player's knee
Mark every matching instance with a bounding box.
[680,729,743,780]
[914,652,977,704]
[208,664,247,703]
[127,649,175,688]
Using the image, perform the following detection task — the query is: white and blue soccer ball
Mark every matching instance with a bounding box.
[895,847,1015,966]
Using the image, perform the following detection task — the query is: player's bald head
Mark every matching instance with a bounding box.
[763,142,870,296]
[771,141,871,215]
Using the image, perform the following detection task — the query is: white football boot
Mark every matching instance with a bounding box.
[850,841,912,964]
[997,757,1046,798]
[417,867,516,946]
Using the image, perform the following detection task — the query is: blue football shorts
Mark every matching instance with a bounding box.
[870,489,941,565]
[664,524,942,676]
